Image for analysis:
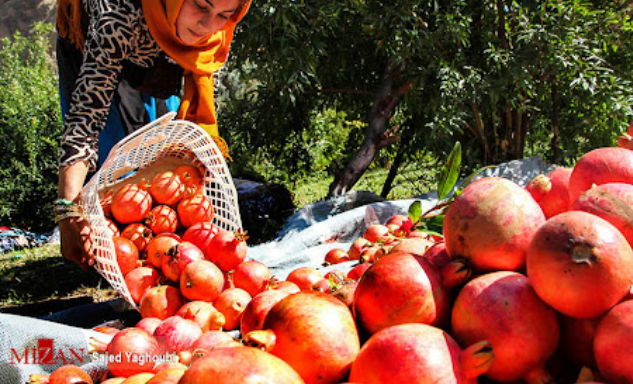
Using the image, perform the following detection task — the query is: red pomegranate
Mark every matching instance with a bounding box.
[113,236,140,277]
[205,229,248,272]
[444,177,545,272]
[286,267,324,292]
[153,316,203,354]
[568,147,633,203]
[571,182,633,248]
[106,328,159,378]
[594,300,633,384]
[243,291,359,384]
[349,323,493,384]
[120,223,153,253]
[233,260,272,297]
[213,288,252,331]
[29,365,93,384]
[451,271,560,383]
[144,367,185,384]
[105,218,120,237]
[111,183,153,224]
[422,241,452,269]
[173,164,204,197]
[353,251,451,334]
[124,266,161,304]
[177,195,214,228]
[526,167,573,219]
[346,263,371,281]
[347,237,371,261]
[240,289,291,335]
[324,248,350,265]
[145,205,179,235]
[187,330,234,354]
[527,211,633,318]
[332,280,358,310]
[388,237,435,258]
[182,221,219,256]
[161,241,205,282]
[179,259,224,302]
[145,235,181,269]
[179,347,304,384]
[176,300,225,332]
[149,171,185,206]
[362,224,392,243]
[139,285,185,320]
[136,317,162,335]
[266,279,301,294]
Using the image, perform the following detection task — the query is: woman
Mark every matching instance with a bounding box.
[54,0,251,270]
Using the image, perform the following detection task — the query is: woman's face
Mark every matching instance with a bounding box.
[175,0,241,45]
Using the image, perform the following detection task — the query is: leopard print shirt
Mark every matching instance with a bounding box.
[60,0,167,172]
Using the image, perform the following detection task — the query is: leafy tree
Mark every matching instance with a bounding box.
[0,23,63,231]
[221,0,633,198]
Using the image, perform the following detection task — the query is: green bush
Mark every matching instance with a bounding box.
[0,23,63,232]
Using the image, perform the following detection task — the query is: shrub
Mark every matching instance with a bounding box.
[0,23,62,232]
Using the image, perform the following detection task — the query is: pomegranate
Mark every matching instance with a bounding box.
[240,289,291,335]
[139,285,185,320]
[353,251,451,334]
[29,365,93,384]
[213,287,252,331]
[179,347,304,384]
[346,263,371,281]
[205,229,248,272]
[526,167,573,219]
[179,259,224,302]
[570,182,633,248]
[233,260,272,297]
[113,236,140,277]
[145,235,181,269]
[451,271,560,383]
[144,205,179,235]
[243,291,360,384]
[173,164,204,197]
[149,171,185,206]
[182,221,219,256]
[422,241,452,269]
[568,147,633,203]
[136,317,162,335]
[286,267,324,291]
[152,362,188,374]
[145,367,185,384]
[324,248,350,265]
[266,279,301,294]
[161,241,204,282]
[527,211,633,318]
[111,183,153,224]
[188,330,235,354]
[101,190,113,218]
[362,224,392,243]
[153,316,203,354]
[124,266,161,304]
[175,300,226,332]
[177,195,214,228]
[121,223,153,253]
[347,237,371,261]
[332,280,358,310]
[594,300,633,384]
[349,323,493,384]
[388,237,434,257]
[106,328,159,378]
[443,177,546,272]
[115,373,154,383]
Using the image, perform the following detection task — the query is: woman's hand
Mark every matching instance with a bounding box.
[58,161,92,270]
[59,215,94,271]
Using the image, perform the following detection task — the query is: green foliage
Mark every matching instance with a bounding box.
[0,23,62,231]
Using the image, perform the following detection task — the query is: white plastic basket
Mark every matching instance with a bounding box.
[79,112,242,308]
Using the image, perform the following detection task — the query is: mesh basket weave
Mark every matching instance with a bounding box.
[79,112,242,309]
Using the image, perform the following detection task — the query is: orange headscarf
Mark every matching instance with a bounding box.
[141,0,251,156]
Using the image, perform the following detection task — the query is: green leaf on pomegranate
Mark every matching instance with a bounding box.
[437,142,462,201]
[408,200,422,223]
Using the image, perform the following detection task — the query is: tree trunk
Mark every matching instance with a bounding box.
[380,131,412,198]
[327,66,410,197]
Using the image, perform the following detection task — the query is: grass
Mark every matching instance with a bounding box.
[0,160,438,314]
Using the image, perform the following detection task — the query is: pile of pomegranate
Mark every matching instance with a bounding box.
[34,143,633,384]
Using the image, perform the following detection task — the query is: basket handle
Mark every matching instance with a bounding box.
[108,112,177,155]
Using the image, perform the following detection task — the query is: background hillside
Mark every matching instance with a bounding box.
[0,0,56,49]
